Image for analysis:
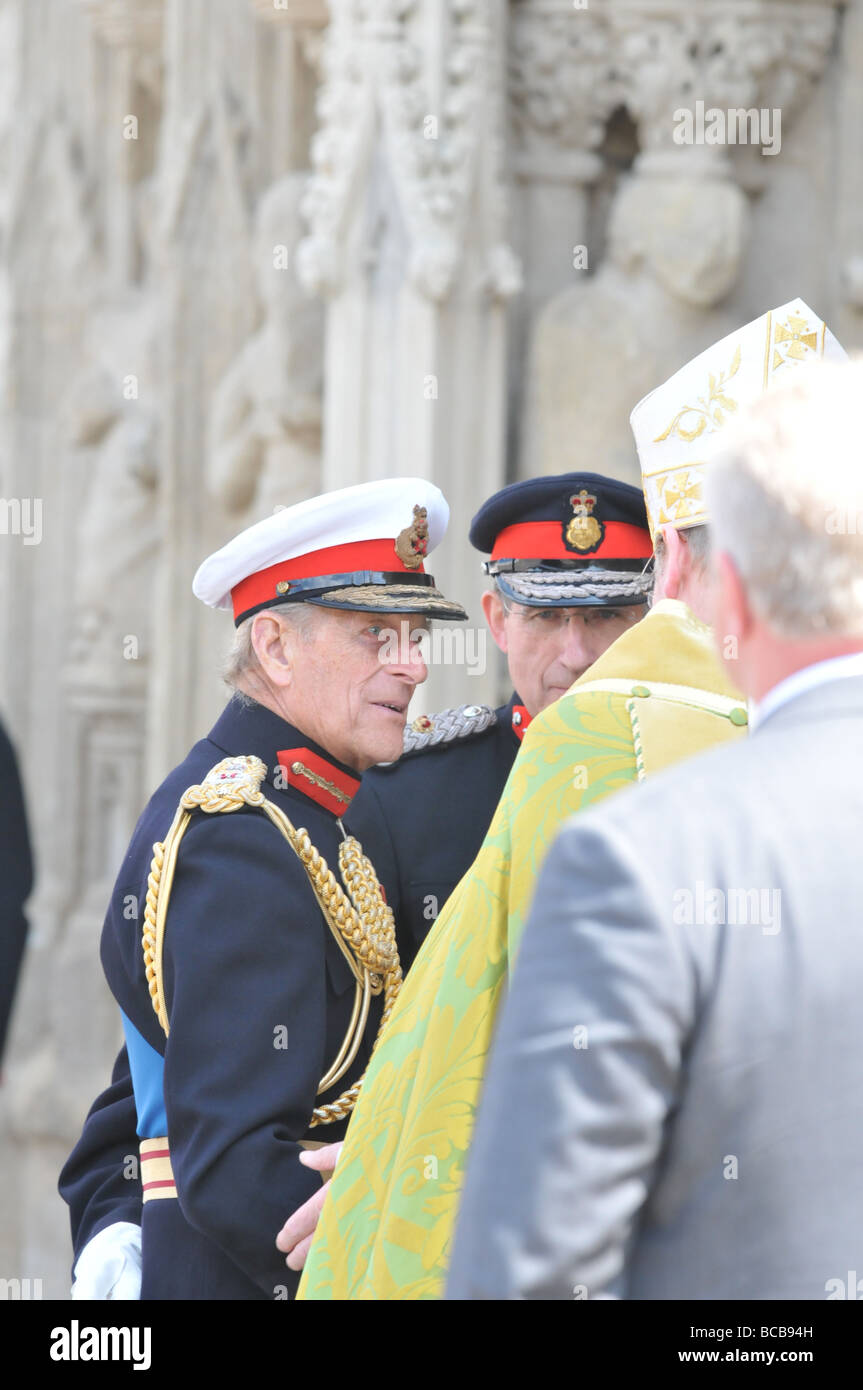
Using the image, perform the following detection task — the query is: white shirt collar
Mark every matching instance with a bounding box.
[751,652,863,731]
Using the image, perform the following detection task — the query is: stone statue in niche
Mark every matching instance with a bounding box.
[207,172,324,525]
[521,169,748,485]
[62,301,160,689]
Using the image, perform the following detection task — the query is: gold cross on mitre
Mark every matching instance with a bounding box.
[773,312,818,370]
[658,469,702,523]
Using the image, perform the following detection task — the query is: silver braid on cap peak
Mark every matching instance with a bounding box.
[502,568,653,604]
[402,702,498,754]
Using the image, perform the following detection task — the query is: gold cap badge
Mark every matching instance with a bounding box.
[394,504,429,570]
[565,490,604,554]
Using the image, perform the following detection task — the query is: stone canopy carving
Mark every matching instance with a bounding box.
[298,0,520,302]
[510,0,840,166]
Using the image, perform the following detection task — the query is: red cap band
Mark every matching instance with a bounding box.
[490,520,652,564]
[231,539,425,621]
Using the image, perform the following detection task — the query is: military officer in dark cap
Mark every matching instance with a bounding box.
[61,476,466,1301]
[60,470,653,1294]
[347,471,653,957]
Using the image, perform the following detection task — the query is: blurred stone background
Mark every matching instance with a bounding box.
[0,0,860,1297]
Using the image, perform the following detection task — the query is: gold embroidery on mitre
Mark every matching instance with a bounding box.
[772,311,819,373]
[645,466,706,536]
[565,489,604,552]
[660,467,703,522]
[394,505,429,570]
[654,343,742,445]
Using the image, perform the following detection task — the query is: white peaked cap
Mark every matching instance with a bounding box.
[630,298,848,539]
[193,477,467,624]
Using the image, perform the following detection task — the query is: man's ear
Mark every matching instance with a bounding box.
[481,589,509,654]
[251,613,294,687]
[656,524,685,600]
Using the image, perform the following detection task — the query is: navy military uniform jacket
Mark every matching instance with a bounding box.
[98,696,392,1301]
[352,694,523,959]
[61,1047,143,1243]
[0,717,33,1066]
[60,694,525,1277]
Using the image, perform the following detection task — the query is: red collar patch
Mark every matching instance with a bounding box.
[277,747,360,816]
[511,705,532,742]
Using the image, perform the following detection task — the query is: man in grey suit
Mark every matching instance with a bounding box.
[446,358,863,1300]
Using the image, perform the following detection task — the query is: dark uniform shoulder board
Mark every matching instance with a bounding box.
[399,702,498,756]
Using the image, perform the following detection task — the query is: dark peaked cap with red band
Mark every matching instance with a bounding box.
[470,472,653,608]
[193,477,467,625]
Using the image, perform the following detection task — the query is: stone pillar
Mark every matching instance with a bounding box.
[833,0,863,344]
[82,0,164,286]
[507,0,613,460]
[0,0,108,1300]
[37,12,167,1230]
[248,0,327,179]
[298,0,521,710]
[145,0,262,784]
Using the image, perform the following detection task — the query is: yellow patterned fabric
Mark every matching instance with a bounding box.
[298,600,746,1300]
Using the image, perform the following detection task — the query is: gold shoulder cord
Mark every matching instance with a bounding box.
[140,755,402,1127]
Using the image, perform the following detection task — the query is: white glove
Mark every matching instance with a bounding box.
[71,1221,142,1300]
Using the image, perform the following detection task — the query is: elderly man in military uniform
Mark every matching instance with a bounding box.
[61,470,653,1295]
[63,477,467,1301]
[298,298,848,1300]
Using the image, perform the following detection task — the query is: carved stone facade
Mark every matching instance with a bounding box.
[0,0,859,1295]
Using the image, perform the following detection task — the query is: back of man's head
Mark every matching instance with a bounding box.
[707,358,863,641]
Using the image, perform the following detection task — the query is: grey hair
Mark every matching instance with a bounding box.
[222,604,315,696]
[705,359,863,638]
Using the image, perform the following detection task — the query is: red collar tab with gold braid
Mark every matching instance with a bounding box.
[277,747,361,816]
[511,705,532,741]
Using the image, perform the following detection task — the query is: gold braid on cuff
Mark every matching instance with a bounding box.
[141,755,403,1127]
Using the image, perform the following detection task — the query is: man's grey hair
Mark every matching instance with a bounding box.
[705,357,863,638]
[223,603,316,696]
